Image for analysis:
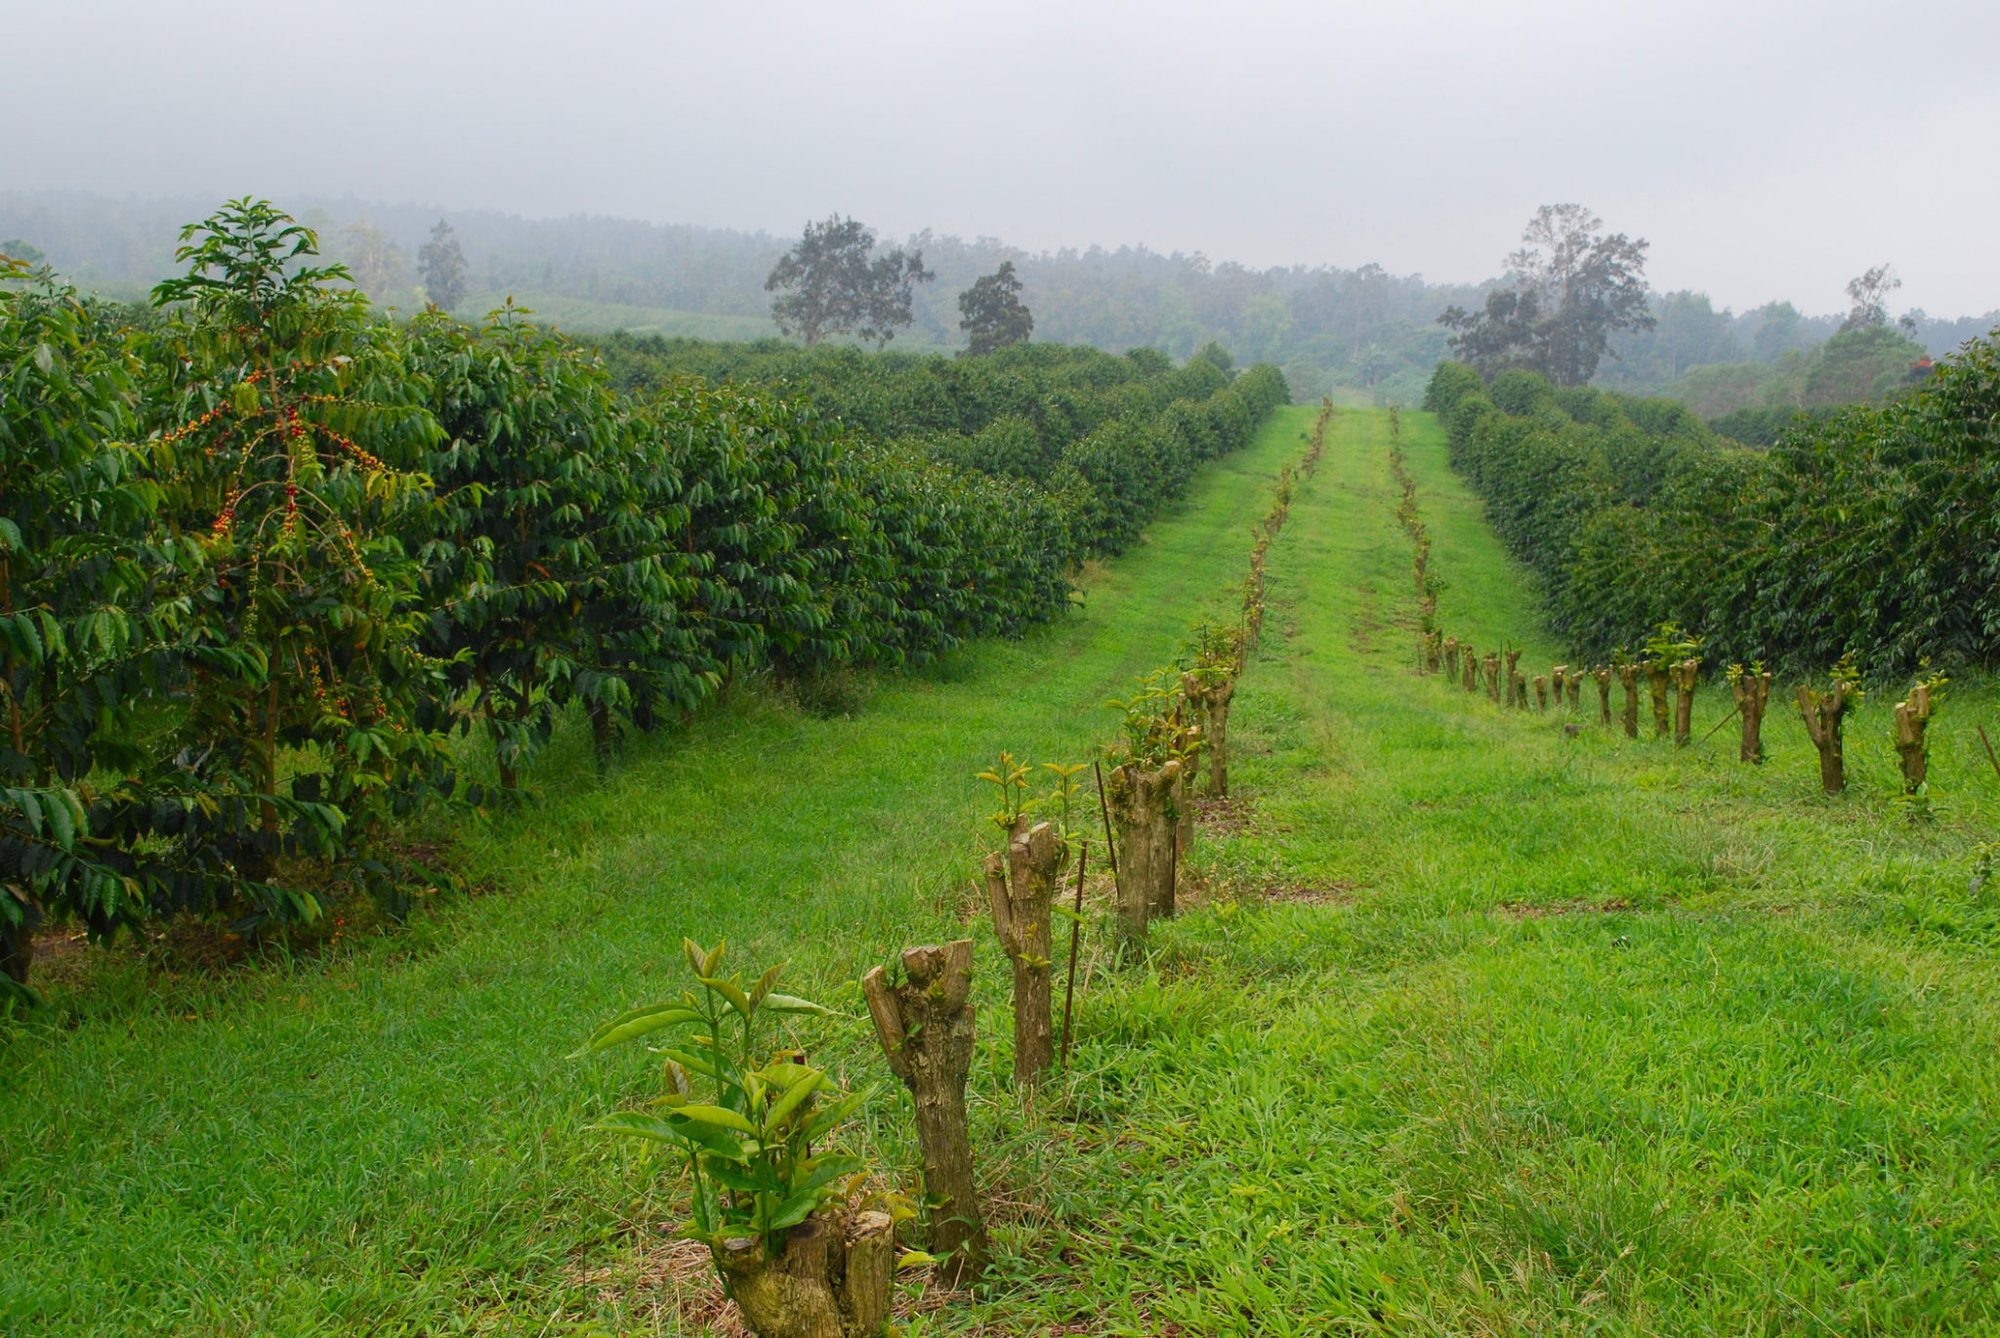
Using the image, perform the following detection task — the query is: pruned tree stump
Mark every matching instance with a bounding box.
[1551,665,1568,707]
[1443,637,1461,680]
[1483,653,1501,702]
[1594,665,1612,725]
[718,1208,896,1338]
[1730,667,1772,763]
[1670,658,1700,748]
[1618,664,1641,738]
[1533,675,1549,711]
[1646,663,1671,739]
[1509,668,1529,709]
[1894,681,1937,793]
[984,818,1067,1085]
[862,941,986,1285]
[1108,759,1180,960]
[1183,672,1237,798]
[1797,675,1860,795]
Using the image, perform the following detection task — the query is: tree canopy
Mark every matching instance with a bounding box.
[956,260,1033,355]
[765,215,933,349]
[1439,204,1654,387]
[418,219,469,312]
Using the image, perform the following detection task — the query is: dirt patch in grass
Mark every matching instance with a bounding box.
[577,1222,972,1338]
[1255,880,1358,908]
[1191,794,1255,836]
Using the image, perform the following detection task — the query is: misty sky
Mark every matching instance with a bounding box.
[9,0,1998,316]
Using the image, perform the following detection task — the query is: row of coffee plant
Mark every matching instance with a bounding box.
[574,403,1335,1334]
[0,201,1288,998]
[1396,433,1982,803]
[595,334,1294,557]
[1421,332,2000,676]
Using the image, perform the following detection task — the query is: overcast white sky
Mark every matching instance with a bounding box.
[8,0,1997,315]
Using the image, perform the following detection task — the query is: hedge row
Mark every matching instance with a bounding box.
[1423,338,2000,676]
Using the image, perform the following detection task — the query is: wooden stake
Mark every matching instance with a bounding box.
[1061,841,1086,1069]
[1093,759,1120,880]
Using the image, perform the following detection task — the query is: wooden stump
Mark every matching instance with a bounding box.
[1565,671,1581,711]
[1444,638,1461,680]
[1533,675,1549,711]
[1551,666,1568,708]
[718,1208,896,1338]
[1483,653,1501,702]
[1646,663,1671,739]
[1462,650,1479,693]
[1894,681,1937,793]
[1509,668,1529,709]
[1796,679,1859,795]
[1183,674,1237,798]
[983,818,1067,1085]
[1594,666,1612,725]
[862,941,986,1284]
[1108,760,1180,959]
[1618,664,1640,738]
[1670,658,1700,748]
[1730,668,1772,763]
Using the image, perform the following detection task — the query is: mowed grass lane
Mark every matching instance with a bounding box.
[980,405,2000,1335]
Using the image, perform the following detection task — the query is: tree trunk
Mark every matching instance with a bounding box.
[718,1209,895,1338]
[1731,670,1772,763]
[1108,760,1180,960]
[1509,669,1529,710]
[589,697,618,774]
[1619,665,1640,738]
[861,941,986,1285]
[1594,666,1612,725]
[1670,659,1699,747]
[1551,666,1567,707]
[1,915,34,991]
[1894,682,1936,794]
[1533,675,1549,712]
[1483,653,1501,702]
[983,819,1066,1086]
[1647,664,1671,739]
[1443,638,1460,680]
[1796,681,1856,795]
[1462,649,1478,693]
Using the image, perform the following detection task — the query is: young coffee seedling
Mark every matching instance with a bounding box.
[578,940,897,1338]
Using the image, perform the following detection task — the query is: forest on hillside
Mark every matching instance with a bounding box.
[7,189,1994,414]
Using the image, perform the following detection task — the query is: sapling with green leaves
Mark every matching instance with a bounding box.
[1642,623,1699,740]
[579,939,901,1338]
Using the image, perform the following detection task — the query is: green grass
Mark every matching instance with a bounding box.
[6,405,2000,1335]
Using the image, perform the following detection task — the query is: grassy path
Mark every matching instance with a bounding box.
[981,406,2000,1335]
[7,404,2000,1335]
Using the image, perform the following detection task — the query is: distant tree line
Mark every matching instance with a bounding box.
[4,190,1992,412]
